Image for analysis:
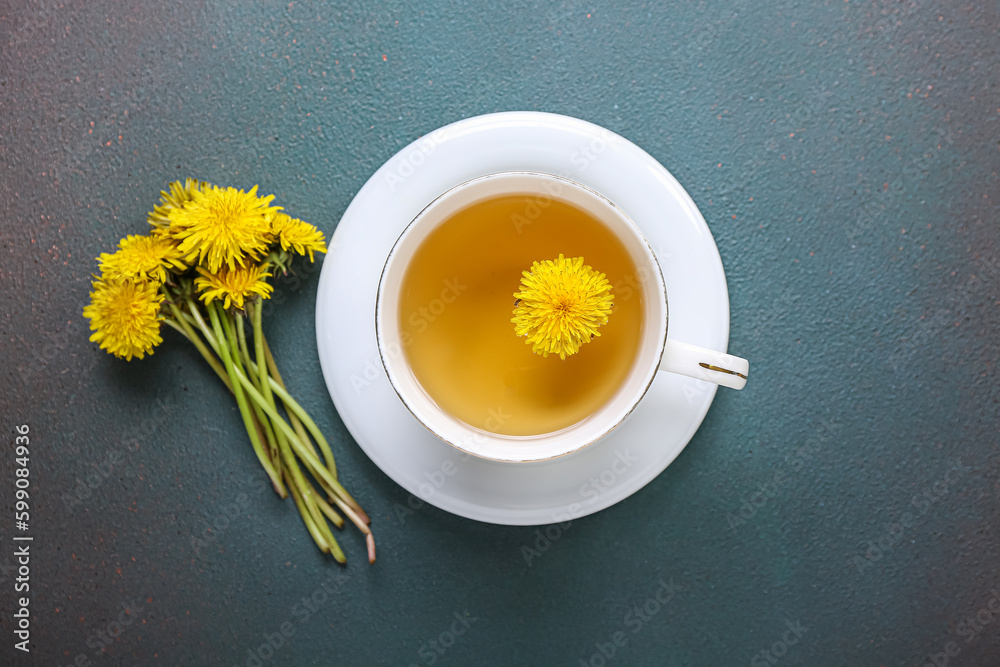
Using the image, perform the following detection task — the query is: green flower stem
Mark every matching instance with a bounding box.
[176,310,218,350]
[162,319,229,388]
[234,312,277,461]
[259,346,368,529]
[248,412,287,498]
[314,493,346,529]
[173,307,236,394]
[208,301,283,493]
[284,469,333,557]
[163,300,231,391]
[180,294,368,561]
[248,301,347,557]
[163,318,192,341]
[304,484,343,561]
[224,310,281,470]
[178,310,209,340]
[254,411,337,556]
[165,297,287,498]
[251,393,281,467]
[180,311,232,374]
[265,379,368,522]
[185,296,218,349]
[252,301,279,430]
[225,354,358,553]
[247,300,298,499]
[296,448,374,562]
[321,522,348,564]
[299,484,332,555]
[321,478,374,540]
[246,357,345,494]
[219,309,243,375]
[246,342,347,564]
[229,364,336,488]
[218,306,279,476]
[278,438,344,561]
[235,314,261,391]
[248,331,361,520]
[240,344,342,560]
[178,305,229,380]
[237,357,367,523]
[164,318,187,337]
[228,362,373,550]
[262,338,329,476]
[271,384,339,479]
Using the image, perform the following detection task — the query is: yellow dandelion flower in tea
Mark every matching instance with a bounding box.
[271,212,328,262]
[83,277,164,361]
[195,263,273,310]
[148,178,208,230]
[168,185,280,273]
[97,234,187,283]
[511,254,614,360]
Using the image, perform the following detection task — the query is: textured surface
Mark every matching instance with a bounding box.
[1,1,998,665]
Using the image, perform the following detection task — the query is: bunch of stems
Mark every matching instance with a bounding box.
[161,278,374,564]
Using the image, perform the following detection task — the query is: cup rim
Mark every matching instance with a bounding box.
[375,170,668,462]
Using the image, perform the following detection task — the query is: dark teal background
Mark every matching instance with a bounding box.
[2,1,998,665]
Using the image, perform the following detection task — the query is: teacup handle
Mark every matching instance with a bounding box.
[659,339,749,390]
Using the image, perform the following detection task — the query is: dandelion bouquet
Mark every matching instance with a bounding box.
[83,179,374,564]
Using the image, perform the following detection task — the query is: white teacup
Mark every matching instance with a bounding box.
[376,172,748,462]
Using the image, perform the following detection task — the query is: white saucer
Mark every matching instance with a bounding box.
[315,112,730,525]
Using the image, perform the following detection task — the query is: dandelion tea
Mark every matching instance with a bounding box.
[398,195,644,436]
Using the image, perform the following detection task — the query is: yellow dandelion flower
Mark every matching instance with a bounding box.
[97,234,187,283]
[168,184,280,273]
[83,277,164,360]
[271,212,328,262]
[195,263,273,310]
[511,254,614,360]
[148,178,208,230]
